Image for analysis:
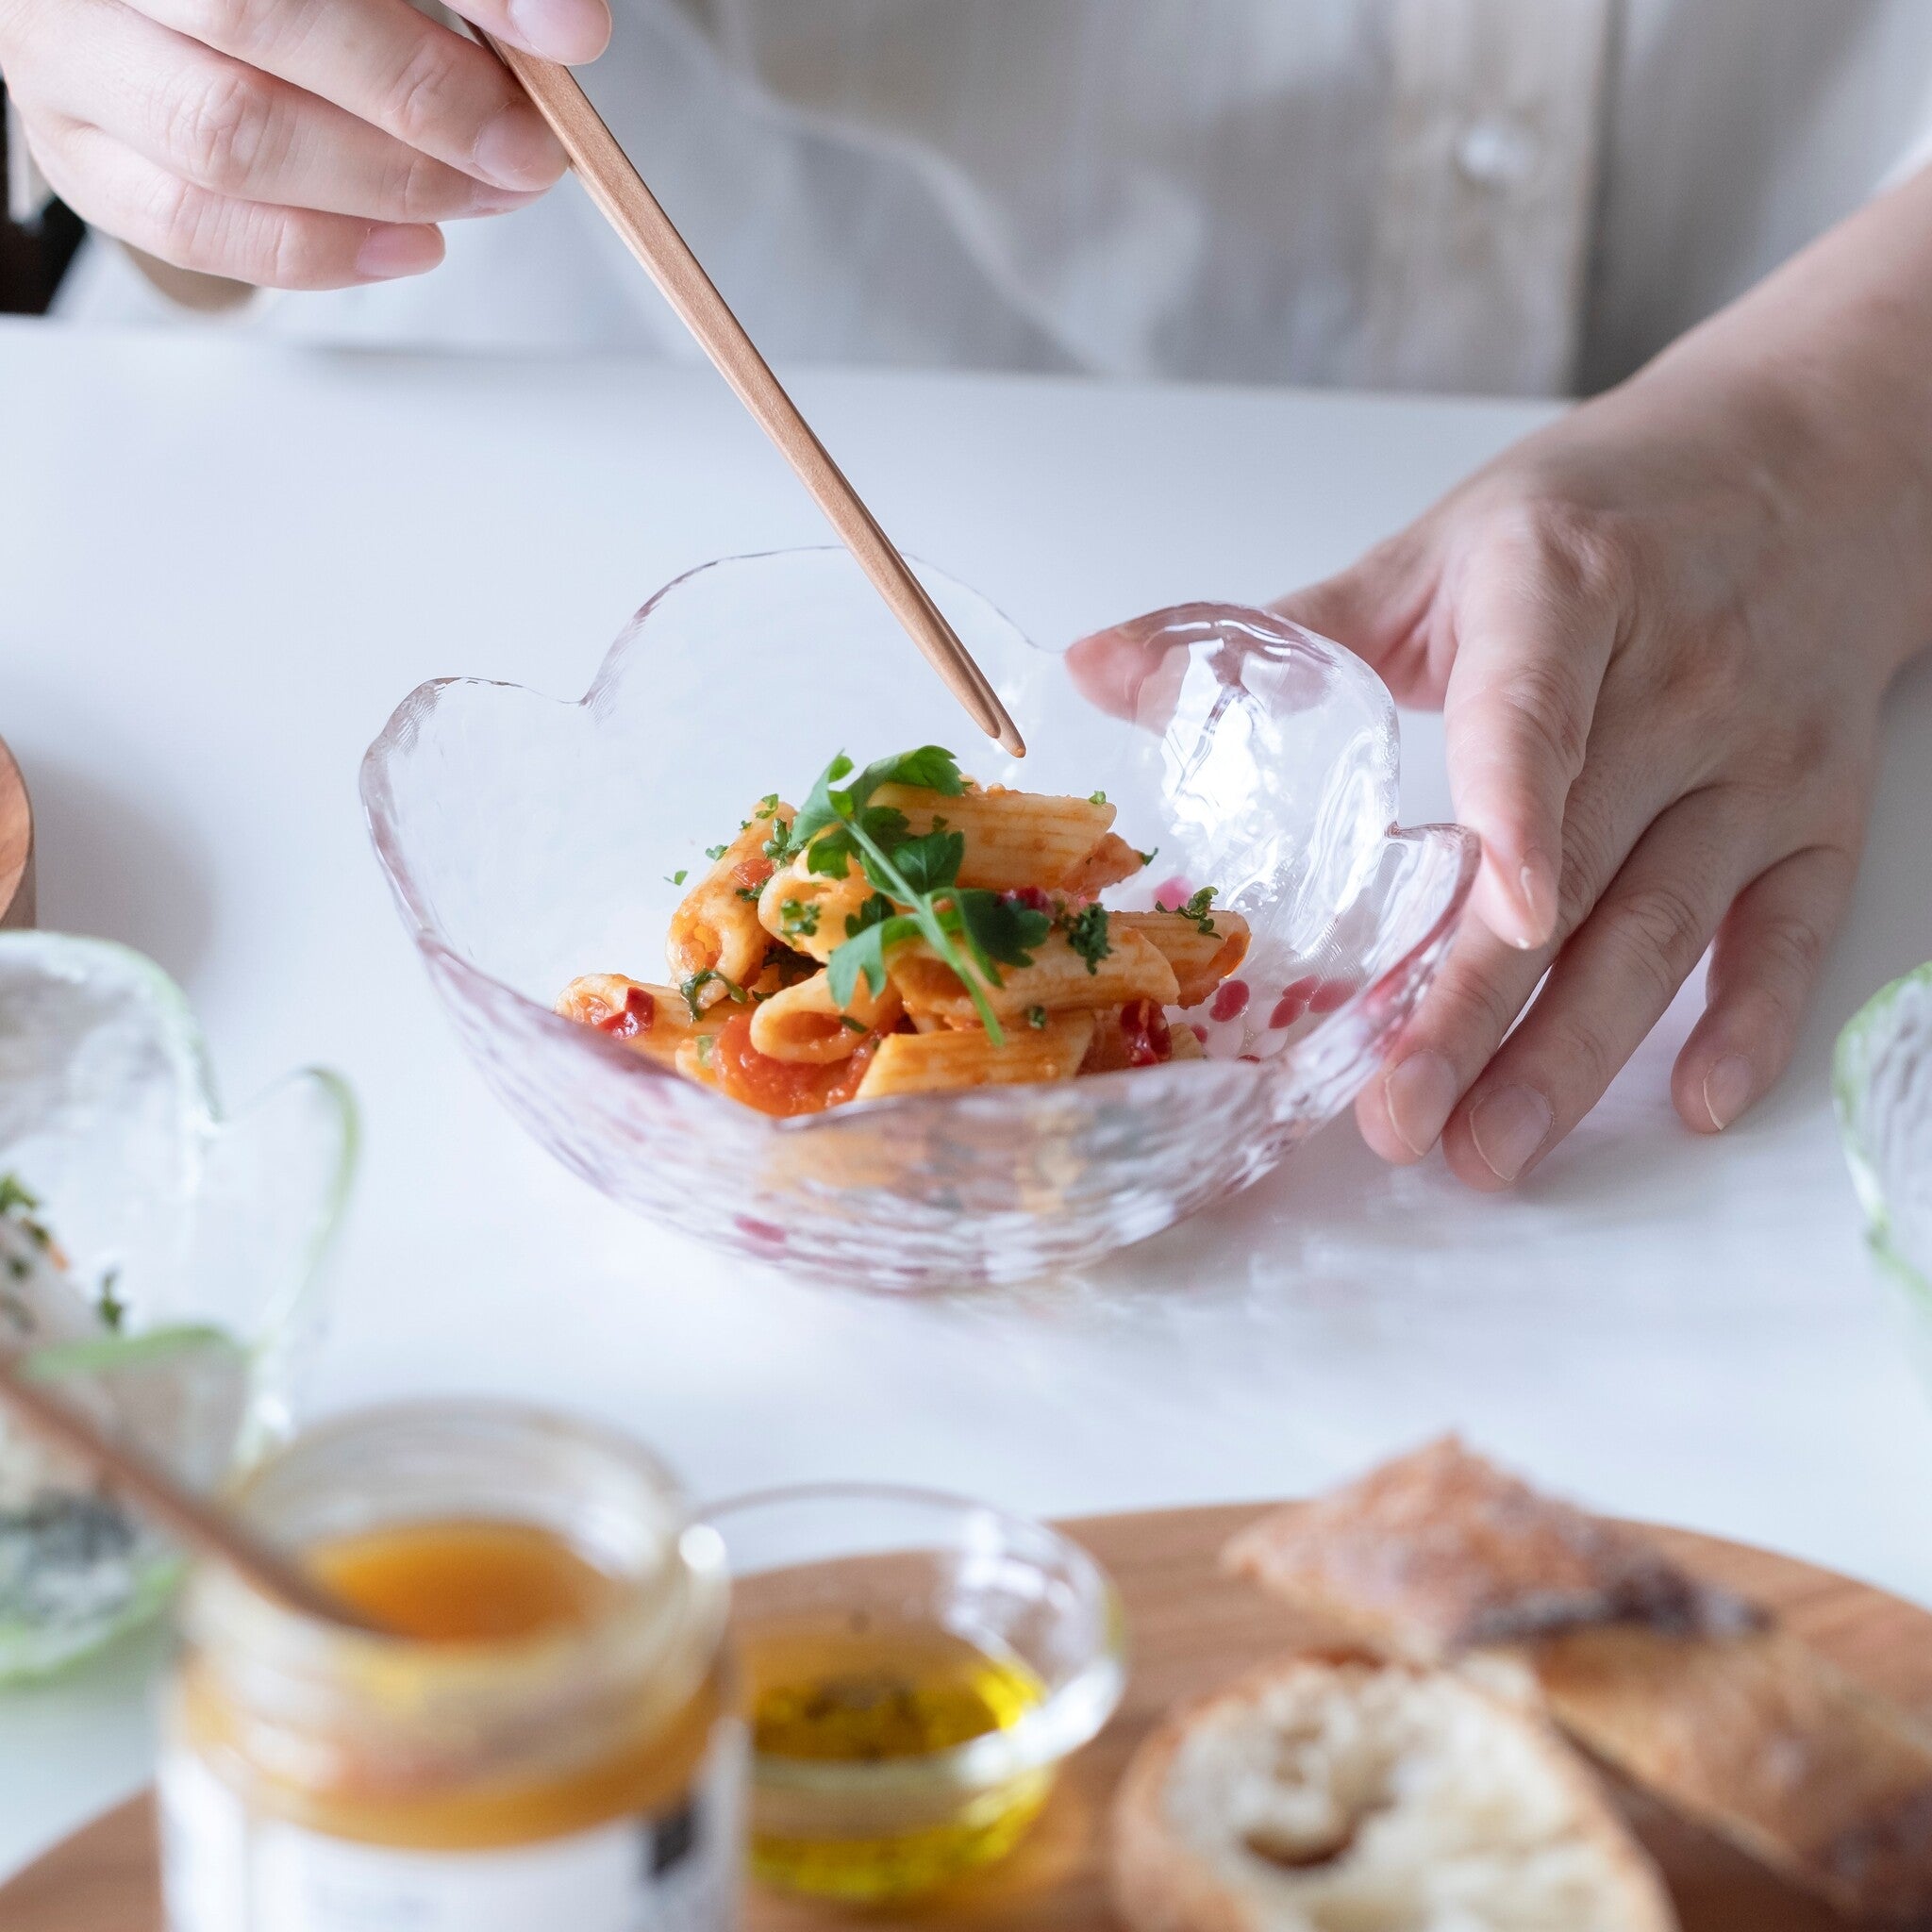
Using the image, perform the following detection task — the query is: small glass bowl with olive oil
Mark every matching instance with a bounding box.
[705,1483,1126,1904]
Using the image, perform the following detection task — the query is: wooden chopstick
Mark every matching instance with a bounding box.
[0,1354,387,1635]
[481,38,1026,758]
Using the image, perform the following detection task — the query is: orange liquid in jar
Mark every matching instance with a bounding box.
[177,1517,723,1850]
[309,1519,625,1642]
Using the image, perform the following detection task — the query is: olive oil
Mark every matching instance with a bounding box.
[744,1618,1052,1900]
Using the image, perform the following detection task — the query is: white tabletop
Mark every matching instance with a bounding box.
[4,317,1932,1881]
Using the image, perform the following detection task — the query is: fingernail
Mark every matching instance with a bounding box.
[1469,1085,1553,1184]
[506,0,609,62]
[473,104,566,192]
[1516,856,1556,947]
[356,224,441,280]
[1703,1054,1756,1131]
[1383,1051,1458,1158]
[466,182,546,217]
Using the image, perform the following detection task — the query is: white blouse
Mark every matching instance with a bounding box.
[45,0,1932,397]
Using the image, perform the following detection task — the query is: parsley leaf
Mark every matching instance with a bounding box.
[0,1174,38,1217]
[1089,790,1108,806]
[679,969,749,1020]
[666,869,688,886]
[779,897,820,939]
[957,891,1051,978]
[1027,1005,1048,1030]
[890,826,965,897]
[826,910,922,1007]
[1064,903,1113,974]
[1155,885,1221,935]
[97,1271,126,1332]
[705,842,728,861]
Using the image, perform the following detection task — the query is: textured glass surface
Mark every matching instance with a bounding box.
[1837,963,1932,1334]
[363,549,1475,1290]
[0,934,357,1676]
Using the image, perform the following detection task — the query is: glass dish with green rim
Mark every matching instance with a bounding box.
[0,932,357,1680]
[1835,960,1932,1374]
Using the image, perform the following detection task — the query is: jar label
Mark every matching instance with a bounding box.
[158,1726,744,1932]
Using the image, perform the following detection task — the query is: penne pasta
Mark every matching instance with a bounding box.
[756,857,879,965]
[559,745,1257,1112]
[870,783,1114,891]
[856,1013,1095,1100]
[751,968,902,1064]
[891,926,1178,1025]
[666,802,791,1001]
[558,974,725,1071]
[1113,909,1251,1007]
[1059,832,1147,898]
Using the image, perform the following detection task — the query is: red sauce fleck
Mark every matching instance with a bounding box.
[1191,1024,1209,1044]
[1120,998,1173,1068]
[1308,978,1356,1013]
[1002,886,1055,916]
[1209,979,1250,1023]
[732,855,775,893]
[710,1013,875,1118]
[595,987,656,1040]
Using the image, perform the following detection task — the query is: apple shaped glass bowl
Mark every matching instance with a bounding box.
[361,548,1475,1291]
[0,933,356,1678]
[1836,962,1932,1379]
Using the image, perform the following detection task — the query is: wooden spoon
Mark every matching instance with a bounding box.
[0,1355,386,1635]
[477,37,1025,759]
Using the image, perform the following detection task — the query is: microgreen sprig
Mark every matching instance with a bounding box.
[784,748,1050,1046]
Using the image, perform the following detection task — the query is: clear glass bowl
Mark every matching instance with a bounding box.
[361,548,1475,1289]
[702,1482,1124,1902]
[1836,962,1932,1373]
[0,932,357,1678]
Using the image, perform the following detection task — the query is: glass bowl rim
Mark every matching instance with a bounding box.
[700,1478,1128,1793]
[0,928,360,1372]
[359,548,1482,1137]
[1834,957,1932,1302]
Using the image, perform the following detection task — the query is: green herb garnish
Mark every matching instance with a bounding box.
[97,1271,126,1332]
[706,843,728,861]
[679,969,750,1020]
[666,869,689,886]
[1064,904,1113,975]
[779,898,821,940]
[785,748,1048,1045]
[1088,790,1108,807]
[1156,886,1220,935]
[1027,1005,1049,1030]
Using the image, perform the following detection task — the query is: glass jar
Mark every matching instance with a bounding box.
[158,1400,738,1932]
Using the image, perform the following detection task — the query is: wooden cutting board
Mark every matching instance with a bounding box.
[0,733,32,930]
[6,1501,1929,1931]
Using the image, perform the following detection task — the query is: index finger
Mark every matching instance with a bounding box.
[1440,524,1619,948]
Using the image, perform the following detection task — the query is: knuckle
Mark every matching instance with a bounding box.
[1598,876,1708,1003]
[138,169,214,267]
[386,149,459,222]
[165,66,274,192]
[1486,498,1635,615]
[1493,658,1591,780]
[384,37,471,151]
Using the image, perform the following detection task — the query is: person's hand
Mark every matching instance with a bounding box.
[1073,180,1932,1187]
[0,0,610,288]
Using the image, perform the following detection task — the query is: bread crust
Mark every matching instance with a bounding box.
[1108,1652,1677,1932]
[1532,1624,1932,1922]
[1224,1437,1757,1660]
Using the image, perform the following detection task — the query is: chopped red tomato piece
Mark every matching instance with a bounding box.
[595,987,656,1040]
[1120,997,1173,1068]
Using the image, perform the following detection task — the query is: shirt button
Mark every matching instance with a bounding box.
[1455,115,1541,188]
